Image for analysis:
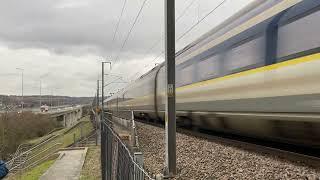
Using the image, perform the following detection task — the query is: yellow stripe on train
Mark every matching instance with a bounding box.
[177,53,320,91]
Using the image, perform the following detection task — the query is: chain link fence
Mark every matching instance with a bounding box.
[101,111,154,180]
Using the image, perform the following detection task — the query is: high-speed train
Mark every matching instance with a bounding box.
[106,0,320,148]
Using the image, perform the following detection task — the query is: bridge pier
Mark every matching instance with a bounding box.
[50,106,84,128]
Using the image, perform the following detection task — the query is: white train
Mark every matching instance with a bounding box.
[106,0,320,148]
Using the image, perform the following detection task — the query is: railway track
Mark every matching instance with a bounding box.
[135,118,320,168]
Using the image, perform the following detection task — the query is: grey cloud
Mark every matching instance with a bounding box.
[0,0,164,58]
[0,0,253,96]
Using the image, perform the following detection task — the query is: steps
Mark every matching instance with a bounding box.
[73,131,98,147]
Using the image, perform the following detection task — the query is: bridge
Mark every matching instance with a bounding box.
[45,106,84,127]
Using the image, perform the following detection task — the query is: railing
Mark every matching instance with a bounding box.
[73,131,98,147]
[9,143,62,173]
[6,143,27,168]
[6,134,60,170]
[101,111,154,180]
[6,117,95,176]
[7,135,57,167]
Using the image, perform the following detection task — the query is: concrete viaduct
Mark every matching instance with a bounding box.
[47,106,84,127]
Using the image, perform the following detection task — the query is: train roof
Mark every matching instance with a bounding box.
[106,0,306,102]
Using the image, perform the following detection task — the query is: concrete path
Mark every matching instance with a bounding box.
[40,148,87,180]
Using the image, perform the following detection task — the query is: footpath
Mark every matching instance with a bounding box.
[40,148,88,180]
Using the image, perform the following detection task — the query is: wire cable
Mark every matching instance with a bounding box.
[110,0,128,59]
[129,0,227,81]
[114,0,149,63]
[144,0,197,56]
[149,0,227,67]
[176,0,198,22]
[176,0,227,42]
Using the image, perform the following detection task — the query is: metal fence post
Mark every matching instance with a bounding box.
[131,111,138,148]
[106,113,112,180]
[101,116,106,180]
[134,152,144,180]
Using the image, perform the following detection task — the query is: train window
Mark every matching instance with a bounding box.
[224,36,264,73]
[157,67,166,91]
[277,9,320,59]
[177,65,194,86]
[196,55,220,81]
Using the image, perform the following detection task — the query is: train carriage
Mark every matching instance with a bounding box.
[106,0,320,148]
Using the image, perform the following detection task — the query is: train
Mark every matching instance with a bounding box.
[105,0,320,148]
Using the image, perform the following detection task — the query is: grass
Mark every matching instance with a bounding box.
[10,117,95,178]
[62,120,94,147]
[9,159,56,180]
[30,118,94,155]
[26,128,65,145]
[21,159,55,180]
[80,146,101,180]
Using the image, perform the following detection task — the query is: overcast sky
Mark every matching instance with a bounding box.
[0,0,253,97]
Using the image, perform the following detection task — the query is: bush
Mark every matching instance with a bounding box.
[0,111,58,160]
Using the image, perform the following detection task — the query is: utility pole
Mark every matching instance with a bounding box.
[51,90,53,107]
[39,80,42,108]
[97,80,100,108]
[16,68,24,112]
[101,61,111,180]
[164,0,176,177]
[101,61,112,109]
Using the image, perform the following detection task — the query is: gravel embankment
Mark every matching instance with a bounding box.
[136,122,320,180]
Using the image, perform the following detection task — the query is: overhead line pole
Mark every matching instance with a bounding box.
[164,0,176,177]
[97,80,100,108]
[16,68,24,112]
[98,78,106,180]
[101,61,111,180]
[39,80,42,108]
[101,62,112,109]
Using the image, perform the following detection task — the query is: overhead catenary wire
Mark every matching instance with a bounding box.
[128,0,199,81]
[144,0,198,57]
[176,0,227,42]
[110,0,128,59]
[114,0,149,64]
[139,0,228,76]
[176,0,198,22]
[120,0,228,82]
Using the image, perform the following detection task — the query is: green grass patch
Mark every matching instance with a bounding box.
[26,128,65,145]
[62,120,93,147]
[17,117,94,171]
[80,146,101,180]
[18,159,55,180]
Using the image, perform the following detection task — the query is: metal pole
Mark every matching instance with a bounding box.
[21,70,24,112]
[102,63,104,115]
[101,61,111,180]
[51,90,53,107]
[16,68,24,112]
[40,80,42,108]
[97,80,100,108]
[164,0,176,177]
[101,61,111,113]
[101,62,108,180]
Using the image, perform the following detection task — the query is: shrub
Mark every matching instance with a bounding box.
[0,111,58,160]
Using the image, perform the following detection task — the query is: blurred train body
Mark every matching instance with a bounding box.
[106,0,320,148]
